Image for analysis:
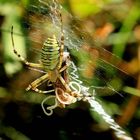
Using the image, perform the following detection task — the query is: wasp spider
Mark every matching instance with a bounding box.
[11,2,81,115]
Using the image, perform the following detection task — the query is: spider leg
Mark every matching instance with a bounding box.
[59,64,68,73]
[28,67,47,74]
[57,13,64,69]
[11,26,43,68]
[26,73,54,93]
[58,75,71,93]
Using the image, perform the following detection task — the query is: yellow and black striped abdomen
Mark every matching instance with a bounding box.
[41,36,60,71]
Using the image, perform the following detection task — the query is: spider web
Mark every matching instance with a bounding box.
[1,1,134,138]
[10,0,135,98]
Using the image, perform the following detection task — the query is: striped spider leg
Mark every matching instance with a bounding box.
[10,7,76,96]
[10,0,66,94]
[11,26,68,95]
[11,26,53,94]
[11,1,81,115]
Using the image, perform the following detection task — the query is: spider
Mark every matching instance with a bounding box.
[11,0,81,115]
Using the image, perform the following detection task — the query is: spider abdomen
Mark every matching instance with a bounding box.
[41,36,60,71]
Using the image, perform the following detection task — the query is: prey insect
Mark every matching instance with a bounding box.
[11,2,81,115]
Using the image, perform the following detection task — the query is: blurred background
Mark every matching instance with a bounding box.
[0,0,140,139]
